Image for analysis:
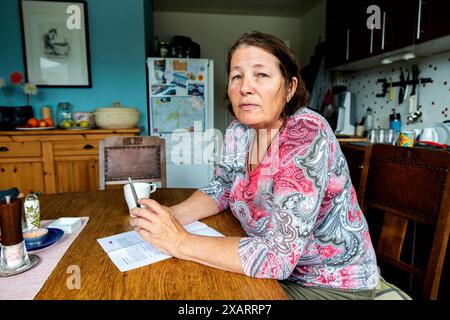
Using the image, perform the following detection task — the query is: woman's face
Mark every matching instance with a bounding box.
[227,45,297,130]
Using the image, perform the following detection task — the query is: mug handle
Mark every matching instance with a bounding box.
[149,184,157,193]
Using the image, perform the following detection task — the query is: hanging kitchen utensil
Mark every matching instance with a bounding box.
[398,69,406,104]
[388,79,393,101]
[407,95,416,123]
[410,64,420,96]
[402,70,411,103]
[407,78,423,124]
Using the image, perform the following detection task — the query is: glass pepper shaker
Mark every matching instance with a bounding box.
[0,197,30,270]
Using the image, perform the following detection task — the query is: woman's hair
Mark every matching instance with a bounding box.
[225,31,309,118]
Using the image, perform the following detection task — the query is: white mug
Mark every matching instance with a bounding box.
[421,127,438,143]
[123,182,157,213]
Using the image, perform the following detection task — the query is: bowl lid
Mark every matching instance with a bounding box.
[95,102,139,114]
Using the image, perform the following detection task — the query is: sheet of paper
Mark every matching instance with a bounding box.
[97,221,223,272]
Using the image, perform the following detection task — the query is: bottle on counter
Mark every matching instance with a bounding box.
[159,41,169,57]
[364,107,374,137]
[24,192,40,231]
[356,117,365,137]
[390,110,401,134]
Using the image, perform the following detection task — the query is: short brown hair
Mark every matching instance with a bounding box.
[225,31,309,118]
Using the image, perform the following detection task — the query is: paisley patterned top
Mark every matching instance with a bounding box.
[200,108,379,290]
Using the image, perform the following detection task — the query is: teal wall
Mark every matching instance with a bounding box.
[0,0,152,134]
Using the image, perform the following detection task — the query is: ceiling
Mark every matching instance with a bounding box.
[152,0,323,18]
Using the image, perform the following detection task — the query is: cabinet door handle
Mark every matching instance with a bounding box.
[358,165,364,169]
[381,12,386,50]
[346,29,350,61]
[417,0,423,40]
[83,144,94,150]
[0,146,9,152]
[370,28,374,54]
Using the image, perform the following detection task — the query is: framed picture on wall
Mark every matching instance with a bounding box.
[19,0,91,87]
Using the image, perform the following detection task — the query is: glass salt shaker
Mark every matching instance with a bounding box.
[24,192,40,231]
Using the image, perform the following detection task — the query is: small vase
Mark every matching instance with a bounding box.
[0,105,33,130]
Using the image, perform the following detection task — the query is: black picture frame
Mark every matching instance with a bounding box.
[19,0,92,88]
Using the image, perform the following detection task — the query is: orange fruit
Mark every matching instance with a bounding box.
[27,118,39,127]
[39,120,48,127]
[43,118,54,127]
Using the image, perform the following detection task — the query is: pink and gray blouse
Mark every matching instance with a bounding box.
[200,108,379,290]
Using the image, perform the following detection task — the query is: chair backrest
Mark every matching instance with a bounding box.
[99,136,166,190]
[358,144,450,300]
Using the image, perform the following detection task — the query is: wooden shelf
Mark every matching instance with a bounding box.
[0,128,141,136]
[0,129,141,194]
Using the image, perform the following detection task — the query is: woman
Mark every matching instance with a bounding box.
[130,31,379,300]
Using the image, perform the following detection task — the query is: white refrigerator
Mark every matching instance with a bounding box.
[147,58,215,188]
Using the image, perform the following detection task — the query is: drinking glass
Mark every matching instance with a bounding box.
[368,129,378,144]
[377,129,386,144]
[386,129,395,144]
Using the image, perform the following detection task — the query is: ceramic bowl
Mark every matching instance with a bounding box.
[23,228,49,246]
[94,102,140,129]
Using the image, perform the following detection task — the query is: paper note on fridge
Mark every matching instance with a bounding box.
[97,221,223,272]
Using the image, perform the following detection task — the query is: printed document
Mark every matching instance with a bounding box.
[97,221,223,272]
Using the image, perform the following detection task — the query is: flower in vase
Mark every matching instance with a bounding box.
[10,72,24,85]
[0,71,38,106]
[23,83,37,96]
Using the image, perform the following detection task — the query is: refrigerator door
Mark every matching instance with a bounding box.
[147,58,215,188]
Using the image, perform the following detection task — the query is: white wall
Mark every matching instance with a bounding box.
[153,11,301,133]
[298,0,326,66]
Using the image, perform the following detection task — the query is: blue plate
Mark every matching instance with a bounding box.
[25,227,64,251]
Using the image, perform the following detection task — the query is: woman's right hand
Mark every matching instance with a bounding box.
[130,199,188,257]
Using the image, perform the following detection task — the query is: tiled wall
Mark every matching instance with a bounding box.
[341,50,450,130]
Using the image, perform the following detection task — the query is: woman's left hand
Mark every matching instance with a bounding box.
[129,199,188,256]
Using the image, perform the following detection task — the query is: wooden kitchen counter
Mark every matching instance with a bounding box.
[336,135,368,143]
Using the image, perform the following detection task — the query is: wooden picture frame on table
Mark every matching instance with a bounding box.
[19,0,92,88]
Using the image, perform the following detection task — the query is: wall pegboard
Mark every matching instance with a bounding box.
[341,50,450,131]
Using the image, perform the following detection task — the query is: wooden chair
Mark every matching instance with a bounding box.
[99,136,166,190]
[358,144,450,300]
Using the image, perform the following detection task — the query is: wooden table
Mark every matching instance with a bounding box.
[35,188,287,300]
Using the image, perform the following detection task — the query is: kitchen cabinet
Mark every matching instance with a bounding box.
[0,129,140,194]
[325,0,377,68]
[347,1,372,63]
[416,0,450,43]
[325,0,450,69]
[371,0,417,56]
[324,1,352,68]
[0,141,45,195]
